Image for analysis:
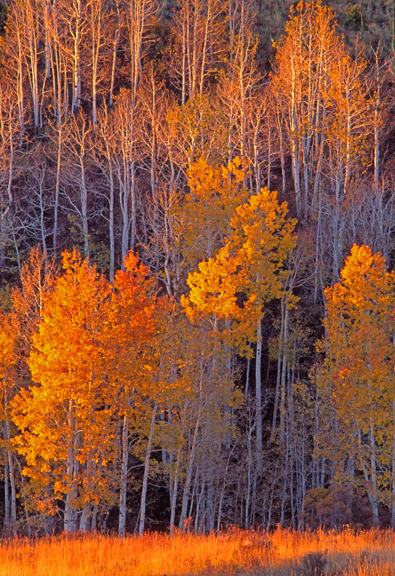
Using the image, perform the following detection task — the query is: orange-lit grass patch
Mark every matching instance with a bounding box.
[0,528,394,576]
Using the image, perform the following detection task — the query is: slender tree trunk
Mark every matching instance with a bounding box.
[255,318,263,471]
[369,425,379,526]
[91,503,98,531]
[108,162,115,283]
[72,0,82,114]
[16,28,25,145]
[169,446,182,535]
[179,403,202,529]
[206,479,215,532]
[216,447,233,534]
[119,413,129,536]
[280,304,289,446]
[374,52,380,190]
[53,125,62,256]
[3,422,10,536]
[64,401,76,533]
[245,420,253,529]
[139,403,157,535]
[6,420,16,535]
[391,399,395,527]
[109,7,121,106]
[271,297,285,441]
[80,504,91,531]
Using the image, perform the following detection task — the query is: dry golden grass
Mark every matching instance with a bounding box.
[0,527,394,576]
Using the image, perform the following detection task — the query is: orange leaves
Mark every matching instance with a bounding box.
[0,311,18,420]
[0,313,16,376]
[11,248,163,519]
[109,251,160,397]
[28,249,111,399]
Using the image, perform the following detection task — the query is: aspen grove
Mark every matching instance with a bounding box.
[1,0,395,535]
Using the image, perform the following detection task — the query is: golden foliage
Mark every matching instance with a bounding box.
[183,187,297,348]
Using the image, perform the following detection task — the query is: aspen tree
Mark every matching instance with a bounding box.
[218,0,262,167]
[272,0,373,230]
[111,89,143,261]
[11,246,58,373]
[126,0,158,102]
[63,0,86,114]
[109,0,123,106]
[0,312,18,536]
[61,112,94,257]
[167,94,228,170]
[317,245,395,526]
[137,70,173,279]
[10,249,58,535]
[269,234,312,445]
[143,156,247,300]
[168,0,227,104]
[8,0,44,130]
[163,313,238,532]
[325,41,371,279]
[45,0,69,124]
[0,79,19,267]
[90,104,117,281]
[117,0,160,260]
[12,250,116,532]
[176,156,249,267]
[138,69,164,200]
[272,0,340,220]
[184,188,296,471]
[141,184,183,299]
[108,252,158,535]
[137,301,200,535]
[3,0,39,136]
[18,147,56,254]
[86,0,114,126]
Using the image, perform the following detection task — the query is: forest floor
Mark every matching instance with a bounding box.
[0,527,393,576]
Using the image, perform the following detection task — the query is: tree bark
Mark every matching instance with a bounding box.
[139,402,157,535]
[119,412,129,536]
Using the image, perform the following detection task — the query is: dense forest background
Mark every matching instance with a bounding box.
[1,0,395,537]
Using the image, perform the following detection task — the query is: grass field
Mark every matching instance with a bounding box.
[0,527,394,576]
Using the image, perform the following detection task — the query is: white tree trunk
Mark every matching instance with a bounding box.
[139,402,157,535]
[119,413,129,536]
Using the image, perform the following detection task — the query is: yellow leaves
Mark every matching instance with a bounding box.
[183,186,297,349]
[221,156,249,184]
[184,244,243,322]
[171,156,250,276]
[318,244,395,457]
[232,188,297,275]
[324,244,395,330]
